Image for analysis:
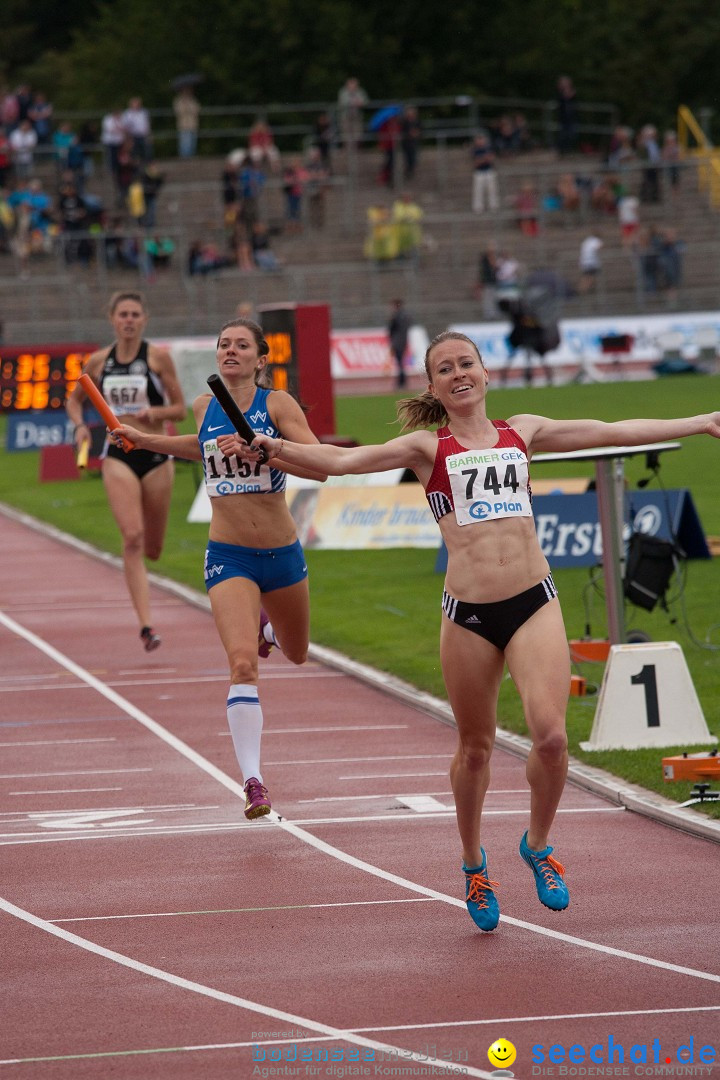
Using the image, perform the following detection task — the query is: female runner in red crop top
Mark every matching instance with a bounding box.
[218,330,720,931]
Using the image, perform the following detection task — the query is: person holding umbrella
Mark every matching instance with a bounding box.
[369,105,403,187]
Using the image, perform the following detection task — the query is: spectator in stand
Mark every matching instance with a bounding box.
[0,187,14,253]
[282,157,306,232]
[251,221,284,271]
[590,173,619,215]
[474,241,500,318]
[173,85,200,159]
[377,112,401,188]
[364,204,398,263]
[495,250,521,297]
[392,191,424,260]
[637,226,659,295]
[9,119,38,180]
[400,105,422,181]
[0,128,11,188]
[578,233,603,293]
[78,119,100,182]
[656,226,684,302]
[145,234,175,269]
[511,113,534,153]
[114,137,140,210]
[313,111,335,172]
[662,130,681,197]
[237,155,266,230]
[122,97,152,162]
[28,91,53,145]
[101,107,126,181]
[0,86,20,132]
[139,162,165,229]
[514,181,539,236]
[607,125,635,172]
[617,189,640,247]
[15,85,32,124]
[556,75,577,156]
[638,124,661,204]
[337,76,368,153]
[51,124,84,190]
[556,173,581,213]
[9,177,52,240]
[491,114,519,156]
[248,118,280,172]
[187,238,234,275]
[304,145,329,229]
[387,298,412,388]
[57,178,91,264]
[471,133,499,214]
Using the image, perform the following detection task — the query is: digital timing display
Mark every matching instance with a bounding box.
[264,331,293,391]
[0,346,95,412]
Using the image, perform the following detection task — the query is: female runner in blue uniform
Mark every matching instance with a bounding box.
[66,291,186,651]
[218,330,720,929]
[111,317,326,820]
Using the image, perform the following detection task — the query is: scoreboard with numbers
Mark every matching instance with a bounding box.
[257,303,334,438]
[0,345,96,412]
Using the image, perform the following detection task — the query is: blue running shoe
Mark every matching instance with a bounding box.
[462,849,500,932]
[519,831,569,911]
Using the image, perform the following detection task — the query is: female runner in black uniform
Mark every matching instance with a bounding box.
[66,291,186,650]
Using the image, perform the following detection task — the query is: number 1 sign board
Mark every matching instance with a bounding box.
[581,642,717,751]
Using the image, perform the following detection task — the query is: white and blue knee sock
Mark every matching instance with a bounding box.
[262,619,279,649]
[227,683,264,785]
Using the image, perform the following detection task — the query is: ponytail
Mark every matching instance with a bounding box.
[396,390,448,432]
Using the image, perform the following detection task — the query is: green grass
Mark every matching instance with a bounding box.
[2,374,719,818]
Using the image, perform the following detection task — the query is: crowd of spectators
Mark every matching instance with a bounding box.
[0,74,695,313]
[0,83,180,278]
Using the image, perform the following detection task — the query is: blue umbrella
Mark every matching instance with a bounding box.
[368,105,403,132]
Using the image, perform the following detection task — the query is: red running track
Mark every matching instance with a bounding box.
[1,506,719,1080]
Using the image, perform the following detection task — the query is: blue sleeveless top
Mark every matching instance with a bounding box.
[198,385,287,497]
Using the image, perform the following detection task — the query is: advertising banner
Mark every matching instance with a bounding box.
[451,310,720,374]
[435,489,709,571]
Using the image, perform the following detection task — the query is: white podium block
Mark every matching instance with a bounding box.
[580,642,717,751]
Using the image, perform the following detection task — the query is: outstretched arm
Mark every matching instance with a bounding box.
[217,428,432,477]
[510,411,720,455]
[110,424,202,460]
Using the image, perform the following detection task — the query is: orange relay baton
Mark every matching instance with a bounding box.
[78,374,134,452]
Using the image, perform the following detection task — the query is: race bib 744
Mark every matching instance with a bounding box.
[446,447,532,526]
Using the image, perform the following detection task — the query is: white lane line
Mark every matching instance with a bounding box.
[51,897,436,923]
[0,895,493,1079]
[221,725,410,736]
[0,769,152,779]
[10,788,123,796]
[0,671,344,694]
[339,771,449,780]
[0,803,202,821]
[265,754,454,766]
[6,1008,720,1069]
[0,806,626,843]
[2,609,719,996]
[396,795,448,813]
[356,1003,720,1033]
[0,738,117,748]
